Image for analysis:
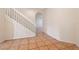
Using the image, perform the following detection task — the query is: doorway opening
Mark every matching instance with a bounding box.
[36,13,44,35]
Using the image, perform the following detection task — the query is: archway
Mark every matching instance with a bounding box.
[36,13,44,35]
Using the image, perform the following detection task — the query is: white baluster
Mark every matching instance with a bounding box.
[7,8,9,16]
[13,8,15,19]
[5,8,8,15]
[14,8,17,21]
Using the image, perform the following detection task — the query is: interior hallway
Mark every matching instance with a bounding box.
[0,32,79,50]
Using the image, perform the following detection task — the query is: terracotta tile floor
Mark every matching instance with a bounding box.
[0,32,79,50]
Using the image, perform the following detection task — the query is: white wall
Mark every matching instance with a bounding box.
[75,9,79,46]
[0,11,6,42]
[44,9,61,40]
[76,20,79,46]
[59,9,76,43]
[44,8,77,44]
[5,15,14,40]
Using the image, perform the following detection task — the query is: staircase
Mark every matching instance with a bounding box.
[3,8,36,33]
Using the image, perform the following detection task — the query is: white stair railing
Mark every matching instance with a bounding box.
[4,8,36,33]
[15,8,33,21]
